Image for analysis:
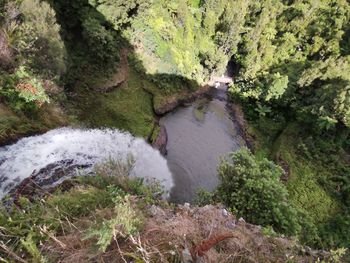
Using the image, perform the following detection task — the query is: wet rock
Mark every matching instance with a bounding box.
[152,125,168,155]
[156,100,181,115]
[31,159,90,186]
[7,159,90,204]
[229,103,255,151]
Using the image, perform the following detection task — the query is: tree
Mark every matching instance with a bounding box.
[265,73,288,101]
[216,148,301,236]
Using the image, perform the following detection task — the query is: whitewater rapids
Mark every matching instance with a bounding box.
[0,128,173,199]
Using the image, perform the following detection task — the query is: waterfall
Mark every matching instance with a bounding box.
[0,127,173,199]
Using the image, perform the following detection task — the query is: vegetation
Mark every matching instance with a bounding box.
[216,148,302,237]
[0,0,349,255]
[244,114,350,248]
[0,158,162,262]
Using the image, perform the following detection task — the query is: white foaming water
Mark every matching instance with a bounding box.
[0,128,173,198]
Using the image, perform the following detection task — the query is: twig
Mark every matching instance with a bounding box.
[0,242,28,263]
[113,237,128,263]
[129,235,151,263]
[39,226,67,250]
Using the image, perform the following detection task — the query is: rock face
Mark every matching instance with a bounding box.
[154,85,213,115]
[92,48,129,92]
[8,160,90,204]
[229,103,255,151]
[152,125,168,155]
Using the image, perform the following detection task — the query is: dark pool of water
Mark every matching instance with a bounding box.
[161,88,245,203]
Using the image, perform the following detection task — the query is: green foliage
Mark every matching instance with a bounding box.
[21,232,48,263]
[265,73,289,101]
[122,0,237,87]
[216,148,301,236]
[14,66,49,104]
[84,195,142,252]
[245,115,350,248]
[90,0,150,31]
[18,0,67,77]
[330,248,348,263]
[194,188,215,206]
[230,0,350,128]
[0,66,49,111]
[261,226,279,238]
[81,16,119,62]
[0,158,160,261]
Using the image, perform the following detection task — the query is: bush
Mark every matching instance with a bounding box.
[84,195,142,252]
[18,0,67,77]
[194,188,215,206]
[216,148,301,236]
[0,66,49,111]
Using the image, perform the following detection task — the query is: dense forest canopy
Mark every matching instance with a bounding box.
[2,0,350,128]
[0,0,350,253]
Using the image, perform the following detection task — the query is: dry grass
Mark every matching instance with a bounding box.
[41,204,322,263]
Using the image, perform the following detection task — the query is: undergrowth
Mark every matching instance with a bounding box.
[0,158,162,262]
[244,110,350,248]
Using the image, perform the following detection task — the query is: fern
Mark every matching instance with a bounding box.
[84,195,142,252]
[21,232,47,263]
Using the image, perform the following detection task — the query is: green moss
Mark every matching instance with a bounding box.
[248,118,342,229]
[0,103,68,145]
[150,124,161,143]
[71,69,156,138]
[271,124,340,223]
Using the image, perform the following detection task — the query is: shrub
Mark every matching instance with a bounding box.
[216,148,301,236]
[194,188,215,206]
[0,66,49,111]
[18,0,67,77]
[84,195,142,252]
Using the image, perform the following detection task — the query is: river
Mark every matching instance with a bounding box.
[0,86,245,202]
